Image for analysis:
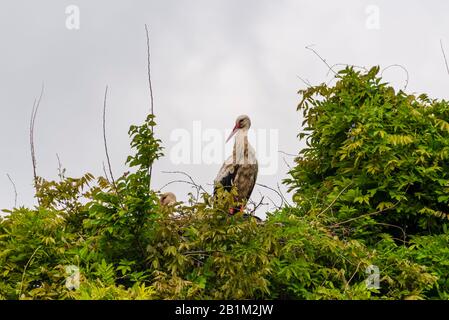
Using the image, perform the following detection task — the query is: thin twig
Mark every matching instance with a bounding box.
[256,183,284,209]
[375,222,407,244]
[56,153,64,180]
[326,63,368,77]
[145,24,155,188]
[19,246,42,299]
[305,44,337,76]
[30,83,44,202]
[6,174,18,208]
[277,183,291,207]
[278,150,297,157]
[102,161,111,184]
[159,180,203,194]
[441,39,449,75]
[345,261,363,291]
[381,64,409,90]
[281,156,292,171]
[102,86,119,196]
[330,202,399,227]
[317,182,353,217]
[296,75,312,88]
[248,195,268,214]
[161,171,209,201]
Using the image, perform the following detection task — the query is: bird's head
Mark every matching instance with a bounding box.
[226,115,251,143]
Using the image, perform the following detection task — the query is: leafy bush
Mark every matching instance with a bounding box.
[286,67,449,241]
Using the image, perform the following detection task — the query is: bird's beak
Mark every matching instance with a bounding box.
[226,124,239,143]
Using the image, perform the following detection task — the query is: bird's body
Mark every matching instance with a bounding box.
[214,115,258,215]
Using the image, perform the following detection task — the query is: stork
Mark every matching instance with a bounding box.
[214,115,259,217]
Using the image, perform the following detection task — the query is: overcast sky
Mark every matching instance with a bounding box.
[1,0,449,218]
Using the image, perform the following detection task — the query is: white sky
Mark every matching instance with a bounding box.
[1,0,449,219]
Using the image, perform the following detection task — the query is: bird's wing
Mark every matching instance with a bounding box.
[214,157,238,196]
[234,163,258,202]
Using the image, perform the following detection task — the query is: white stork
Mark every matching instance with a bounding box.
[214,115,258,217]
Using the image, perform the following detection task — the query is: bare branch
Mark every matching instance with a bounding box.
[6,174,18,208]
[248,193,269,214]
[30,83,44,199]
[277,183,291,207]
[256,183,284,209]
[281,157,292,171]
[296,75,312,88]
[56,153,65,180]
[102,161,111,184]
[440,39,449,75]
[160,170,209,202]
[159,180,200,192]
[145,24,155,188]
[102,85,119,194]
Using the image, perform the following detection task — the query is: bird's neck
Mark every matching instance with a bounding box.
[232,129,254,165]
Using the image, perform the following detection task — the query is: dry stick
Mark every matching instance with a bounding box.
[145,24,155,189]
[256,183,284,209]
[296,75,312,88]
[278,151,296,171]
[6,174,18,208]
[30,84,44,202]
[264,194,277,210]
[102,161,111,184]
[381,64,409,90]
[281,156,292,171]
[252,197,268,213]
[56,153,64,180]
[102,86,119,197]
[248,193,268,214]
[277,183,291,207]
[440,39,449,75]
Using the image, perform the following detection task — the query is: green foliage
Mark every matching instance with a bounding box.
[1,68,449,300]
[286,66,449,241]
